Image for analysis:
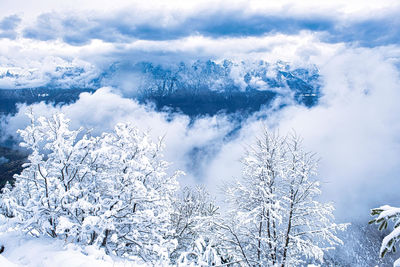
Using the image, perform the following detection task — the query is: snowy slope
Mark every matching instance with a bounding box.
[0,231,144,267]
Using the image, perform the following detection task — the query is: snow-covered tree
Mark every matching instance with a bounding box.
[92,123,181,262]
[171,186,221,265]
[219,130,347,266]
[177,237,223,267]
[0,112,182,264]
[0,112,97,238]
[370,205,400,266]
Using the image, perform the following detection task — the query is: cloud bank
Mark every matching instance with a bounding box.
[3,44,400,222]
[1,0,400,223]
[1,87,235,187]
[1,0,400,90]
[2,0,400,46]
[205,47,400,221]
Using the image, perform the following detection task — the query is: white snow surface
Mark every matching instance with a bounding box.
[381,226,400,254]
[377,205,400,220]
[0,231,144,267]
[0,255,18,267]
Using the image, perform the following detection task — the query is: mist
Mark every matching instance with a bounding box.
[2,45,399,223]
[1,5,400,264]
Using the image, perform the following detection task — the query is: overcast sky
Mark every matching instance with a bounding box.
[1,0,400,221]
[1,0,400,89]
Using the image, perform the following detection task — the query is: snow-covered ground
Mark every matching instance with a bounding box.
[0,231,143,267]
[0,231,323,267]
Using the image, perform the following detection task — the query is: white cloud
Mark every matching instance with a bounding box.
[0,56,99,89]
[3,44,400,222]
[202,47,400,221]
[0,32,341,89]
[3,87,234,186]
[276,48,400,220]
[1,0,400,224]
[2,0,399,20]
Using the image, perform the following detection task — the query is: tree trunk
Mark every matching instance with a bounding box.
[281,198,294,267]
[101,229,110,247]
[89,231,97,245]
[258,218,262,266]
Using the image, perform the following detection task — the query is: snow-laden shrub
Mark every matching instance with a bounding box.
[0,112,181,263]
[177,237,222,266]
[170,186,224,265]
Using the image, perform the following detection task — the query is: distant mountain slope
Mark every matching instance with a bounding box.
[0,88,95,115]
[0,147,27,188]
[0,60,321,117]
[0,61,321,188]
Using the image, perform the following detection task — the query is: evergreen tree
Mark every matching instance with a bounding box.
[370,205,400,266]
